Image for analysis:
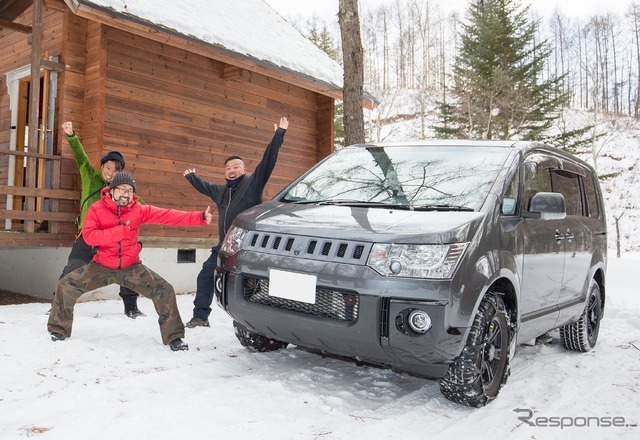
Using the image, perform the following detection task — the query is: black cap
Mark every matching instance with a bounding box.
[109,172,136,193]
[100,151,125,170]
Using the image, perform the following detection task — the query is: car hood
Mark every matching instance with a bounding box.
[233,201,486,244]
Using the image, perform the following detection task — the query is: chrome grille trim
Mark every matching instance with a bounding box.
[243,232,371,264]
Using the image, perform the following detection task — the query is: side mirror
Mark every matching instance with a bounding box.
[524,192,566,220]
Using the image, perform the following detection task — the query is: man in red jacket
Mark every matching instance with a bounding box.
[47,172,212,351]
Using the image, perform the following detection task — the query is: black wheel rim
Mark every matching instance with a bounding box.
[481,315,505,391]
[586,291,600,338]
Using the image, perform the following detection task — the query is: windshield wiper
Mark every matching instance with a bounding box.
[289,199,355,205]
[411,204,475,212]
[288,200,414,211]
[286,199,473,211]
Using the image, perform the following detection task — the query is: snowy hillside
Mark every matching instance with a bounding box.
[365,91,640,253]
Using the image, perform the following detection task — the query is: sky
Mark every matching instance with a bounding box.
[264,0,632,23]
[0,254,638,439]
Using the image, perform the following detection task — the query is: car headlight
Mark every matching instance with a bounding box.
[367,243,467,279]
[220,226,248,256]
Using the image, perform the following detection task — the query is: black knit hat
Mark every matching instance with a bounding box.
[100,151,126,170]
[109,172,136,193]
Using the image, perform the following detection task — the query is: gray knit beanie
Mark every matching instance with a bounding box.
[109,172,136,193]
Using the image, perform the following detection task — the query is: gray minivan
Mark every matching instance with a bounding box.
[215,140,607,407]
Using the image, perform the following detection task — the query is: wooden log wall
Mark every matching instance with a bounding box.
[97,25,329,241]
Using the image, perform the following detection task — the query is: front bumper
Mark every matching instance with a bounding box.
[218,251,466,379]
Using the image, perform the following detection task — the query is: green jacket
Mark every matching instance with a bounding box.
[68,134,109,230]
[68,134,143,230]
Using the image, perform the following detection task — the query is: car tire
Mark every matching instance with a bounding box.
[233,320,288,352]
[559,280,602,352]
[439,293,511,407]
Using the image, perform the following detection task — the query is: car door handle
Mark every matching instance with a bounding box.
[565,229,574,243]
[555,229,565,244]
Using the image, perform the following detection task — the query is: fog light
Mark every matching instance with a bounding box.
[408,310,432,334]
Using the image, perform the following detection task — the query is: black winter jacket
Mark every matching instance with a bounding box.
[184,127,286,242]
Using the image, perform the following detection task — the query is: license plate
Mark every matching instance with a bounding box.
[268,269,316,304]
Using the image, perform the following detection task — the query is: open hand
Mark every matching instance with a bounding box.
[275,116,289,131]
[184,168,196,176]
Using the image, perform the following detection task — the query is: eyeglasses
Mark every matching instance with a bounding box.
[115,187,134,195]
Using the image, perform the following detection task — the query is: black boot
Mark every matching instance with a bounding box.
[169,338,189,351]
[120,287,143,318]
[50,332,66,341]
[125,307,146,319]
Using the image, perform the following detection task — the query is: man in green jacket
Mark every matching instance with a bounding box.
[54,121,144,318]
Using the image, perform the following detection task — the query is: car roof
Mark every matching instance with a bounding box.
[344,140,594,172]
[350,140,521,149]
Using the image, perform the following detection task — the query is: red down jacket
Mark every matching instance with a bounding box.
[83,187,207,270]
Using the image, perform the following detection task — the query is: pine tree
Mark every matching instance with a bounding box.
[306,22,340,63]
[444,0,569,141]
[433,101,461,139]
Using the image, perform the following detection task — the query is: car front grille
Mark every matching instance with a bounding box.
[244,231,371,265]
[242,276,359,322]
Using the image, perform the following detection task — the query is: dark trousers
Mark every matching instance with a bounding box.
[60,235,139,309]
[48,262,184,344]
[192,245,220,320]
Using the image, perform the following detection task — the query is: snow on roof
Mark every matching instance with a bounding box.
[77,0,344,90]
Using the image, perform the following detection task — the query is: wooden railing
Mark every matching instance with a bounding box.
[0,149,79,245]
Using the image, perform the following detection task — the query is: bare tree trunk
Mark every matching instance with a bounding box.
[610,14,620,114]
[614,212,625,258]
[383,10,389,89]
[581,27,588,108]
[632,2,640,117]
[339,0,366,146]
[592,19,608,113]
[412,0,428,90]
[629,55,633,115]
[395,1,406,87]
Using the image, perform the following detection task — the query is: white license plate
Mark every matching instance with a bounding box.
[268,269,316,304]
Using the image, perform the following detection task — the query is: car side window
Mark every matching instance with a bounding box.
[550,169,583,216]
[501,173,519,215]
[583,173,600,218]
[522,159,552,211]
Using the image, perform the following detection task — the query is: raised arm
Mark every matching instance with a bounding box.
[62,121,92,173]
[183,168,220,201]
[252,116,288,188]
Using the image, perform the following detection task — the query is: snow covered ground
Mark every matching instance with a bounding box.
[1,255,638,439]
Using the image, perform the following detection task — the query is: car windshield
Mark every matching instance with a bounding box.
[281,145,512,210]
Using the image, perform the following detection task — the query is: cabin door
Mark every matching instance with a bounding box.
[5,63,57,229]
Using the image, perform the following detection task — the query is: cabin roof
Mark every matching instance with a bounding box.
[67,0,344,94]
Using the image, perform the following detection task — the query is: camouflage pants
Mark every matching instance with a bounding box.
[47,261,185,345]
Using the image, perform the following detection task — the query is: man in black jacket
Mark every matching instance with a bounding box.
[183,116,289,327]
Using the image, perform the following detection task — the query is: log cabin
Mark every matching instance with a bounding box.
[0,0,362,298]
